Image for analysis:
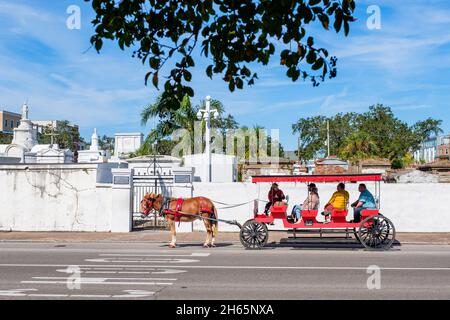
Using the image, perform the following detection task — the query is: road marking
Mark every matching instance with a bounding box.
[22,281,173,285]
[70,294,110,298]
[100,253,210,257]
[28,294,68,297]
[3,264,450,271]
[55,267,187,274]
[0,289,154,299]
[0,289,37,296]
[32,276,177,281]
[84,258,199,263]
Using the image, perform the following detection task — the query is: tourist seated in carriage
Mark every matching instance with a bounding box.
[351,183,377,223]
[264,183,286,215]
[289,183,320,223]
[321,183,349,223]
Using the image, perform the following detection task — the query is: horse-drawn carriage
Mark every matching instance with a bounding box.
[140,173,395,250]
[239,174,396,250]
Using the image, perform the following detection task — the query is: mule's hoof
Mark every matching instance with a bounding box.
[210,244,217,248]
[169,244,177,248]
[203,244,210,248]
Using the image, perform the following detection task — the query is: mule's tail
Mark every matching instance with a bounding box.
[212,204,218,238]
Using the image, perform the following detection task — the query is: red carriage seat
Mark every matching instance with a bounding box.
[301,210,319,225]
[270,205,288,219]
[361,209,379,219]
[331,209,348,223]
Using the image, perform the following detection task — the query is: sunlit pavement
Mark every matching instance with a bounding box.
[0,241,449,300]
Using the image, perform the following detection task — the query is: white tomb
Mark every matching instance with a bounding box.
[0,103,73,164]
[114,132,143,158]
[183,153,237,182]
[78,128,109,163]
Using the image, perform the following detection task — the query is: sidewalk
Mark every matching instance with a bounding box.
[0,231,449,245]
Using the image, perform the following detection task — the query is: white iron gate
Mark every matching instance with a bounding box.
[130,158,193,231]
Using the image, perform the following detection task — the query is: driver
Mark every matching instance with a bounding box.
[351,184,377,223]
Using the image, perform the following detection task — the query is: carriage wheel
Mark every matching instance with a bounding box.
[358,215,396,250]
[240,219,269,249]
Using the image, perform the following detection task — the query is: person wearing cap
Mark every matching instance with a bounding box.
[290,183,320,222]
[264,183,285,215]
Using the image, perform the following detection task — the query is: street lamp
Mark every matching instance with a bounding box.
[197,96,219,182]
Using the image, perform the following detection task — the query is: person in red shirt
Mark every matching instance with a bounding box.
[264,183,285,215]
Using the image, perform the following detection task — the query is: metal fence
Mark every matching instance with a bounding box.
[132,175,174,230]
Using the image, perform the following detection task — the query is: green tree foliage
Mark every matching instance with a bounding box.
[37,121,81,152]
[292,104,443,168]
[136,95,283,159]
[229,124,284,162]
[0,133,13,144]
[86,0,356,102]
[138,94,237,156]
[141,94,236,143]
[98,135,115,152]
[339,132,379,171]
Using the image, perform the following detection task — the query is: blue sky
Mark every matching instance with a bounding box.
[0,0,449,150]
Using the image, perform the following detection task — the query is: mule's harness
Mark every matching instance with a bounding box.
[150,196,242,229]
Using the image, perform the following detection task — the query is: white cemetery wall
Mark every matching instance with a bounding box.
[0,164,113,231]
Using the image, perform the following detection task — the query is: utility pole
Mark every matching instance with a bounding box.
[205,96,211,183]
[197,96,219,183]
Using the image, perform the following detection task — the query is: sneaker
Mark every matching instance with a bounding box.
[323,220,331,224]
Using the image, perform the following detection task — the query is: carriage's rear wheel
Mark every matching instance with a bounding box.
[358,215,396,250]
[240,219,269,249]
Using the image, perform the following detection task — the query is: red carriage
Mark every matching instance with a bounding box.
[239,174,396,250]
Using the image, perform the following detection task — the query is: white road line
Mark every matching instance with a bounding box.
[32,277,177,281]
[55,267,187,274]
[84,258,199,263]
[100,253,210,257]
[117,271,150,274]
[0,289,37,296]
[112,290,155,298]
[22,281,173,285]
[70,295,111,298]
[84,271,150,274]
[3,263,450,271]
[0,290,155,299]
[28,294,68,297]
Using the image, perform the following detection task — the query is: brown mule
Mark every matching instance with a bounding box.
[140,193,218,248]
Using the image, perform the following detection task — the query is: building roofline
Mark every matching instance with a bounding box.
[0,110,21,117]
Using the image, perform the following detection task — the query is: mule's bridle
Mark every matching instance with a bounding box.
[146,196,170,217]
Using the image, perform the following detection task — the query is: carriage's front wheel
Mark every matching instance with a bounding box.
[240,219,269,249]
[358,215,396,250]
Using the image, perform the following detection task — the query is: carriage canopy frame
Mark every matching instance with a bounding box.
[251,173,383,184]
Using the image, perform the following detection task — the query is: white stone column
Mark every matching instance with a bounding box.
[172,168,194,233]
[111,168,133,232]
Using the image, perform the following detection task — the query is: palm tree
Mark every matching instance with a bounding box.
[339,132,379,173]
[137,94,236,156]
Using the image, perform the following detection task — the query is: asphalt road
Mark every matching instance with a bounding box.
[0,241,449,300]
